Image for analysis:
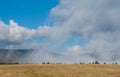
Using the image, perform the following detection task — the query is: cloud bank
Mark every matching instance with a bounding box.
[0,0,120,63]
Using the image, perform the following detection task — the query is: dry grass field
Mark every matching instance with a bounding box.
[0,64,120,77]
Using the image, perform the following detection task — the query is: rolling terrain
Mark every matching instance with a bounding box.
[0,64,120,77]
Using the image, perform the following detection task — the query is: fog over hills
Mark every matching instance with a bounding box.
[0,49,32,63]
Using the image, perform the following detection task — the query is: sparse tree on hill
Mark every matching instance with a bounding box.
[80,62,84,64]
[42,62,45,64]
[104,62,106,64]
[47,62,50,64]
[89,62,91,64]
[95,61,100,64]
[115,62,117,64]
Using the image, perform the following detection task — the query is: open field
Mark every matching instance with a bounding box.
[0,64,120,77]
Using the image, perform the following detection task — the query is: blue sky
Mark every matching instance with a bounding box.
[0,0,83,48]
[0,0,58,29]
[0,0,120,63]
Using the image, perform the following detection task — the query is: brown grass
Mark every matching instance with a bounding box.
[0,64,120,77]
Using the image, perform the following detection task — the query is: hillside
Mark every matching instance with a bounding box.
[0,64,120,77]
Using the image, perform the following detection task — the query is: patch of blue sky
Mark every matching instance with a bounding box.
[55,34,89,53]
[64,35,89,47]
[0,0,58,29]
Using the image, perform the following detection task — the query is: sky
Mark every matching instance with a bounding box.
[0,0,58,28]
[0,0,120,63]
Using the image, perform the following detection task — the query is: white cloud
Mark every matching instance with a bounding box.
[49,0,120,62]
[0,0,120,63]
[67,45,82,55]
[50,0,120,43]
[8,20,36,42]
[0,20,36,43]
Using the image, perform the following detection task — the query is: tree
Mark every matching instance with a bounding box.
[112,63,114,64]
[115,62,117,64]
[47,62,50,64]
[42,62,45,64]
[89,62,91,64]
[80,62,84,64]
[95,61,100,64]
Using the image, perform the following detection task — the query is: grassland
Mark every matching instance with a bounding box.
[0,64,120,77]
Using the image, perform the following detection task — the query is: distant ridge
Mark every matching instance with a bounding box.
[0,49,33,63]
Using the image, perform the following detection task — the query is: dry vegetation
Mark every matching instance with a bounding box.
[0,64,120,77]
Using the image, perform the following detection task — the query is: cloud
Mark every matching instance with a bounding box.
[0,20,57,49]
[0,20,36,42]
[0,0,120,63]
[49,0,120,62]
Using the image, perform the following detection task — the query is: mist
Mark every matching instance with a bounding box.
[0,0,120,64]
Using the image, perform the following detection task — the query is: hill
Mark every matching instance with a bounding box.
[0,49,32,63]
[0,64,120,77]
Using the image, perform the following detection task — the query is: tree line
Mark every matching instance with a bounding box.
[0,61,118,65]
[41,61,118,65]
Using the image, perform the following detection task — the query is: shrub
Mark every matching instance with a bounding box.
[42,62,46,64]
[95,61,100,64]
[47,62,50,64]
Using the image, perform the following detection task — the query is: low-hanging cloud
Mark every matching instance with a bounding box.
[0,0,120,63]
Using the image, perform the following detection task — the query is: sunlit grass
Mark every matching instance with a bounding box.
[0,64,120,77]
